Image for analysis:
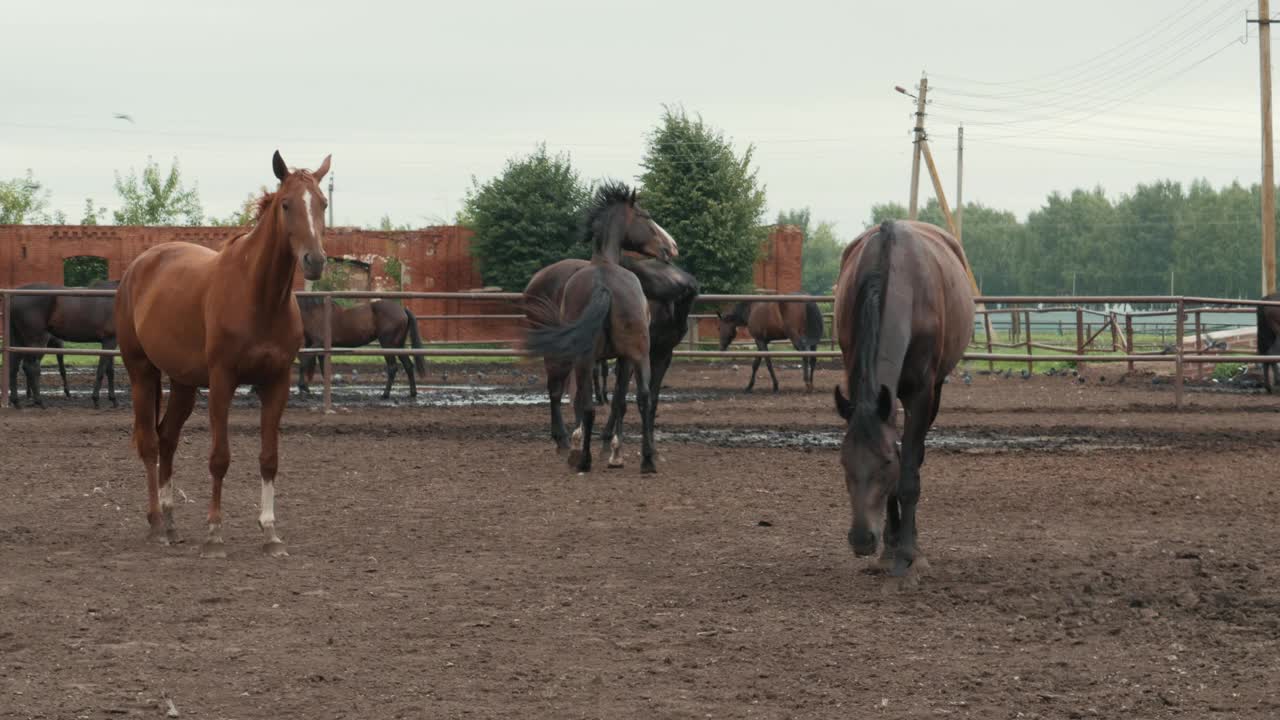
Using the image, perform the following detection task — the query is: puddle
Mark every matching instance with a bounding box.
[655,428,1157,453]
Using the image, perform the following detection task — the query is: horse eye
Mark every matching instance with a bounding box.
[282,201,291,211]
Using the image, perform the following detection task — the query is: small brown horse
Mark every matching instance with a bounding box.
[525,182,677,473]
[7,279,118,408]
[717,297,824,393]
[834,220,973,577]
[1258,292,1280,393]
[116,150,329,558]
[296,297,426,398]
[526,255,697,464]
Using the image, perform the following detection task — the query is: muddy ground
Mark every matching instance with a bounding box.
[2,361,1279,719]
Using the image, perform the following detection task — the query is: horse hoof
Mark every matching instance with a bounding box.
[889,556,915,578]
[607,459,625,469]
[147,527,170,545]
[200,541,227,559]
[640,460,657,474]
[262,540,289,557]
[743,387,753,394]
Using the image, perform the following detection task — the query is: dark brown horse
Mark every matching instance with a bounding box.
[525,182,678,473]
[6,279,118,408]
[1259,292,1280,393]
[296,297,426,398]
[598,257,698,468]
[716,296,824,393]
[116,150,329,558]
[7,336,68,408]
[526,255,698,463]
[834,220,973,577]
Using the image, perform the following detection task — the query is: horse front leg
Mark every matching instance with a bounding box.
[398,355,417,398]
[761,339,779,393]
[202,373,237,559]
[106,342,118,408]
[23,357,45,409]
[382,355,397,399]
[256,375,291,557]
[891,378,939,577]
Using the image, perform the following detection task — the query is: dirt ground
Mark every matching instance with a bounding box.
[2,360,1279,719]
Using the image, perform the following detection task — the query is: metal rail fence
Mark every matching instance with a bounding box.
[4,287,1280,411]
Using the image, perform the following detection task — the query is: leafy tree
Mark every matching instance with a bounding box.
[1,171,65,224]
[79,197,107,225]
[63,256,109,286]
[207,188,265,227]
[639,107,768,293]
[373,214,413,231]
[802,221,844,294]
[461,144,591,291]
[112,157,203,226]
[776,207,811,239]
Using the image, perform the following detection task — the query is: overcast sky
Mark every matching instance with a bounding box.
[2,0,1264,239]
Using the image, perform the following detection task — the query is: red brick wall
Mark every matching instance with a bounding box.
[1,223,802,344]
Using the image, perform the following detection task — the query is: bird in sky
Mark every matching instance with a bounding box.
[113,113,135,124]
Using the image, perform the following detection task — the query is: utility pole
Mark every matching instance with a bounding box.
[956,125,964,243]
[1254,1,1277,295]
[328,172,335,228]
[903,75,928,219]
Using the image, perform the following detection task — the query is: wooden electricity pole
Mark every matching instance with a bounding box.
[1256,0,1277,295]
[907,77,928,218]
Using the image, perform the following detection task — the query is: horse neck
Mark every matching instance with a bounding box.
[236,210,298,311]
[591,209,625,264]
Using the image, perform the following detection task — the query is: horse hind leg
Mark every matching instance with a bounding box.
[156,383,198,545]
[567,360,595,473]
[634,359,657,474]
[127,363,165,542]
[201,373,237,559]
[547,359,571,451]
[761,340,779,393]
[398,355,417,398]
[382,355,397,400]
[603,358,632,469]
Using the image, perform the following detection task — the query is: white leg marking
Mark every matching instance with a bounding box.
[259,478,276,528]
[608,435,623,467]
[571,426,583,451]
[159,482,173,510]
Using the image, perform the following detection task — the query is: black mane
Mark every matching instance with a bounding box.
[849,220,895,438]
[583,181,637,253]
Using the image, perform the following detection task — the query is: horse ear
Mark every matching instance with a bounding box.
[313,154,332,182]
[876,385,892,422]
[834,386,852,420]
[273,150,289,182]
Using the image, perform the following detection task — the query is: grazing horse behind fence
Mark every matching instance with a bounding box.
[1259,291,1280,393]
[7,279,118,408]
[525,182,678,473]
[296,297,426,398]
[717,296,824,393]
[115,150,329,558]
[834,220,974,577]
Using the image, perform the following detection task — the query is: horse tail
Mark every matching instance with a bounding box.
[526,268,611,361]
[404,307,427,377]
[803,300,824,348]
[847,220,895,426]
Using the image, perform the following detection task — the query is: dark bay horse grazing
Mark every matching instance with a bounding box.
[717,296,824,393]
[7,279,118,408]
[525,182,678,473]
[1258,292,1280,393]
[834,220,973,577]
[296,297,426,398]
[599,257,699,468]
[116,150,329,558]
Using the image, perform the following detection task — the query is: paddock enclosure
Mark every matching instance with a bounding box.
[2,358,1279,718]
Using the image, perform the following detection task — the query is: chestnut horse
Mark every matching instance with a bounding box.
[525,182,678,473]
[296,297,426,399]
[834,220,973,577]
[1258,292,1280,393]
[716,297,824,393]
[116,150,329,558]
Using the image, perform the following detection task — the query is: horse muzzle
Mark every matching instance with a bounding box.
[301,253,326,281]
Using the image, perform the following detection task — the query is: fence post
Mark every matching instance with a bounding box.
[688,317,699,351]
[1110,312,1119,353]
[1194,310,1203,380]
[1125,313,1135,374]
[1075,308,1084,373]
[1025,310,1034,375]
[985,311,994,372]
[1175,299,1185,409]
[1,290,10,409]
[322,295,334,414]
